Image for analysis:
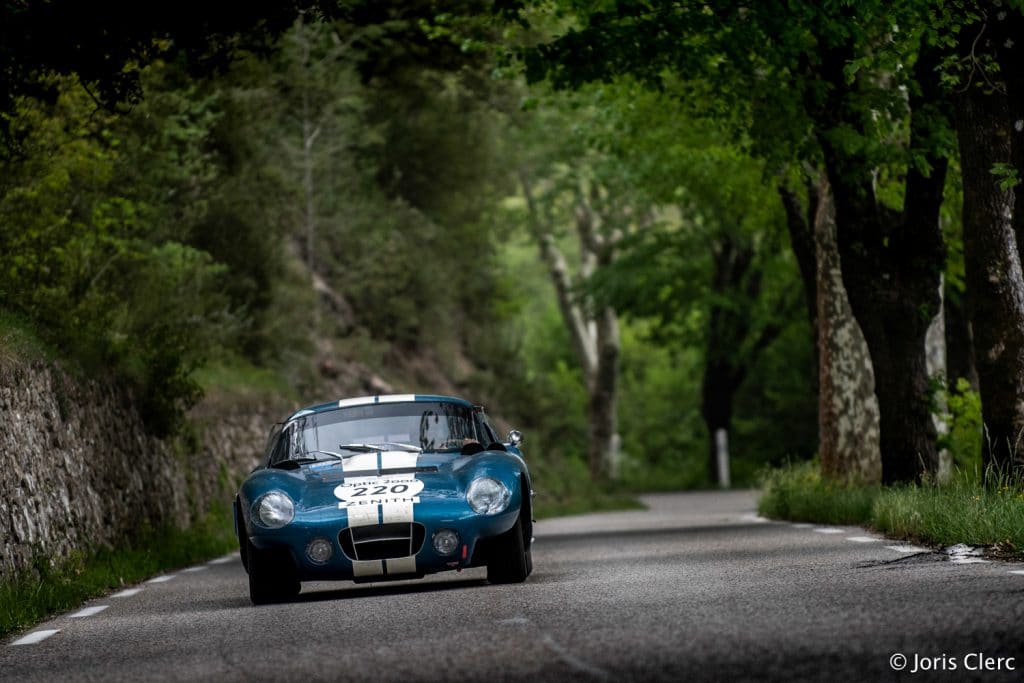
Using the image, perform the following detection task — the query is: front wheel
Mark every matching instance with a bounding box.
[247,540,300,605]
[486,513,532,584]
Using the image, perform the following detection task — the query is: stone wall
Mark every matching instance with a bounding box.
[0,359,279,579]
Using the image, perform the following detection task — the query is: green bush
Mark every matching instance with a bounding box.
[759,462,1024,556]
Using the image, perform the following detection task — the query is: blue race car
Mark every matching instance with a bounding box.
[234,394,534,604]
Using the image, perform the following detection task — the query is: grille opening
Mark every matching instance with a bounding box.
[339,523,425,561]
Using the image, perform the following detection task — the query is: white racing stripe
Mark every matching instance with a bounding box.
[339,449,422,577]
[386,556,417,575]
[352,560,384,578]
[11,630,60,646]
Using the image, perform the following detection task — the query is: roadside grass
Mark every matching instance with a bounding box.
[0,505,236,639]
[0,310,54,366]
[759,461,1024,557]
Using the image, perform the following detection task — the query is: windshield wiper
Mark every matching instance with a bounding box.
[338,442,422,453]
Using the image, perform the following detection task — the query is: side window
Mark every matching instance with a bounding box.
[481,417,498,444]
[264,424,283,462]
[268,425,291,465]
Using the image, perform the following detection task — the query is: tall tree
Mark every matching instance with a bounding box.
[521,1,953,483]
[947,4,1024,474]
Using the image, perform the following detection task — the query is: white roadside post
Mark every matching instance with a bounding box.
[715,428,731,489]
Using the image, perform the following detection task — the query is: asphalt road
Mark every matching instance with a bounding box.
[5,490,1024,682]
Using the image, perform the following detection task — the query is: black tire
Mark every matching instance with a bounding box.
[247,539,300,605]
[486,513,531,584]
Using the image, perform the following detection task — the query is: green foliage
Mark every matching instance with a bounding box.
[760,462,1024,556]
[941,378,984,475]
[760,462,881,525]
[0,503,236,639]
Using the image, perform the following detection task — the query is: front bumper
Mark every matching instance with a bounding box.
[248,498,519,582]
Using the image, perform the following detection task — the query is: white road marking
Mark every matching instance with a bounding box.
[1008,570,1024,575]
[146,575,175,583]
[182,566,208,573]
[207,556,235,565]
[740,513,769,523]
[110,588,142,598]
[813,528,845,534]
[540,633,611,681]
[885,545,929,553]
[846,536,880,543]
[791,523,812,529]
[498,617,530,625]
[950,557,990,564]
[69,605,108,618]
[11,629,60,646]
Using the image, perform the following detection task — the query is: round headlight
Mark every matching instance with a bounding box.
[433,529,461,556]
[255,491,295,528]
[466,477,511,515]
[306,537,333,564]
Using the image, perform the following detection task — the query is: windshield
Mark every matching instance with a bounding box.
[278,401,479,462]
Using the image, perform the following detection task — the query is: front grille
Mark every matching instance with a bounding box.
[339,523,425,561]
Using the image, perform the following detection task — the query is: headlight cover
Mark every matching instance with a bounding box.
[255,491,295,528]
[466,477,511,515]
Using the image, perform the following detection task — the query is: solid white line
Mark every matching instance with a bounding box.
[11,629,60,646]
[846,536,880,543]
[146,575,175,583]
[182,566,208,573]
[110,588,142,598]
[69,605,108,618]
[539,633,611,681]
[813,528,845,534]
[885,545,929,553]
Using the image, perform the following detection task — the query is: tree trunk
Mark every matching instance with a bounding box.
[701,354,737,488]
[587,307,620,480]
[944,286,979,390]
[955,82,1024,476]
[816,37,947,483]
[813,179,881,483]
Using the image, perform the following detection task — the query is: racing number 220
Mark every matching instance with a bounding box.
[350,483,410,497]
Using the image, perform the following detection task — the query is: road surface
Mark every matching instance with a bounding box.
[4,491,1024,681]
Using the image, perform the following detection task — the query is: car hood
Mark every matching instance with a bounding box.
[290,451,502,511]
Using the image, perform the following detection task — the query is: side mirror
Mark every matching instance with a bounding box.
[507,429,523,447]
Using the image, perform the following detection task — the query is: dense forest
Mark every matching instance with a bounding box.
[2,0,1023,511]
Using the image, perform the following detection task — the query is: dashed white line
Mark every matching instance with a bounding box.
[207,556,235,565]
[813,528,845,534]
[111,588,143,598]
[950,557,990,564]
[791,523,812,529]
[11,629,60,646]
[847,536,880,543]
[1009,570,1024,575]
[69,605,108,618]
[183,566,208,573]
[539,633,611,681]
[146,575,176,584]
[885,545,929,554]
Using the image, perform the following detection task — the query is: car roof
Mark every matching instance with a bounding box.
[287,394,474,421]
